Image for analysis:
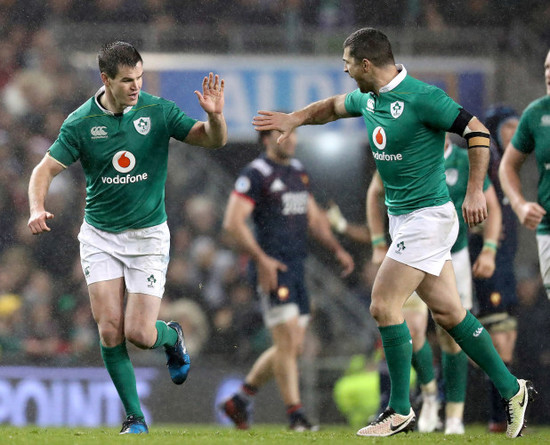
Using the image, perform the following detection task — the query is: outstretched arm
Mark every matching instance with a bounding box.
[185,72,227,148]
[252,94,351,144]
[499,143,546,230]
[28,154,65,234]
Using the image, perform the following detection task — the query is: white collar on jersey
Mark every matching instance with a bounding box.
[379,64,407,94]
[94,86,134,115]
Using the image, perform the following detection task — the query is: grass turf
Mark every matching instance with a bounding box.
[1,424,549,444]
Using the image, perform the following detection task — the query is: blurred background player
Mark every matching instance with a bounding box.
[27,42,227,434]
[328,134,501,434]
[221,127,354,431]
[470,105,520,432]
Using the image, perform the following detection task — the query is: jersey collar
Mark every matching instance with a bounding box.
[94,86,134,115]
[379,64,407,94]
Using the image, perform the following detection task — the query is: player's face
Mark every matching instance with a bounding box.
[266,130,297,162]
[545,50,550,95]
[103,62,143,112]
[343,47,370,93]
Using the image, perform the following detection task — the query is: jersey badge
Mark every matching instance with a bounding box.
[300,174,309,185]
[372,126,387,150]
[541,115,550,126]
[366,98,375,113]
[235,176,251,193]
[112,151,136,173]
[390,101,404,119]
[270,178,286,192]
[91,126,108,140]
[277,286,289,301]
[133,117,151,135]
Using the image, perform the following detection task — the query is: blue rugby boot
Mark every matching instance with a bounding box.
[119,415,148,434]
[164,321,190,385]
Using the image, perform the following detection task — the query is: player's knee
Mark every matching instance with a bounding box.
[125,326,153,349]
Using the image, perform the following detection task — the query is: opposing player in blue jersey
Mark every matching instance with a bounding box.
[221,127,354,431]
[252,27,534,438]
[28,41,227,434]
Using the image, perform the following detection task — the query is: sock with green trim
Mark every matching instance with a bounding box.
[100,341,144,419]
[379,322,413,415]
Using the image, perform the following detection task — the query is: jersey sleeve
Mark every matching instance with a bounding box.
[416,86,462,131]
[344,89,367,117]
[48,119,81,167]
[233,166,262,204]
[164,100,199,141]
[511,109,534,154]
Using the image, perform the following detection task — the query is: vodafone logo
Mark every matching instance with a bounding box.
[372,126,386,150]
[112,151,136,173]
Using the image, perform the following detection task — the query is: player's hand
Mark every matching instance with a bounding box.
[371,245,388,266]
[515,201,546,230]
[256,254,288,293]
[326,202,348,234]
[28,210,54,235]
[194,72,225,114]
[335,247,354,277]
[472,249,496,279]
[252,111,298,144]
[462,189,487,227]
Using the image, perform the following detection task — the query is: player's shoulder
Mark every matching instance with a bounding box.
[404,75,445,98]
[62,97,101,127]
[246,157,274,177]
[289,158,306,172]
[135,91,174,110]
[522,95,550,116]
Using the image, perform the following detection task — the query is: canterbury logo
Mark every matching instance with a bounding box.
[473,327,484,337]
[91,126,108,139]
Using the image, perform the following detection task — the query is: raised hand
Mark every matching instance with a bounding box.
[194,72,225,114]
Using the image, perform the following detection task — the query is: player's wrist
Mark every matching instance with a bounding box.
[482,239,498,254]
[371,233,386,248]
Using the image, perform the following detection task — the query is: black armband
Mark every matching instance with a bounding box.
[448,108,474,136]
[465,131,490,150]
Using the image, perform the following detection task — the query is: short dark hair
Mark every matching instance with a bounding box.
[258,129,273,144]
[343,28,395,67]
[98,41,143,79]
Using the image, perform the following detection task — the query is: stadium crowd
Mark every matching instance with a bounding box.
[0,0,550,428]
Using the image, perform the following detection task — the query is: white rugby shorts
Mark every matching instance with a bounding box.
[387,201,458,276]
[78,220,170,298]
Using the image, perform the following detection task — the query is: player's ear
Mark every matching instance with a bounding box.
[100,72,110,86]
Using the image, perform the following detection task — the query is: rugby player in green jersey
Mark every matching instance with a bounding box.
[27,41,227,434]
[500,50,550,298]
[253,27,533,438]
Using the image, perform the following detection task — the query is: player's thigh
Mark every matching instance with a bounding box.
[271,315,301,352]
[416,260,465,329]
[88,277,126,343]
[451,247,473,310]
[125,292,163,346]
[372,256,424,310]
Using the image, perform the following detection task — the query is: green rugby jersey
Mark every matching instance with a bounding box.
[511,95,550,234]
[345,66,461,215]
[48,87,197,232]
[445,144,491,252]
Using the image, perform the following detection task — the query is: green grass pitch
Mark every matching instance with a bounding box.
[1,424,549,444]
